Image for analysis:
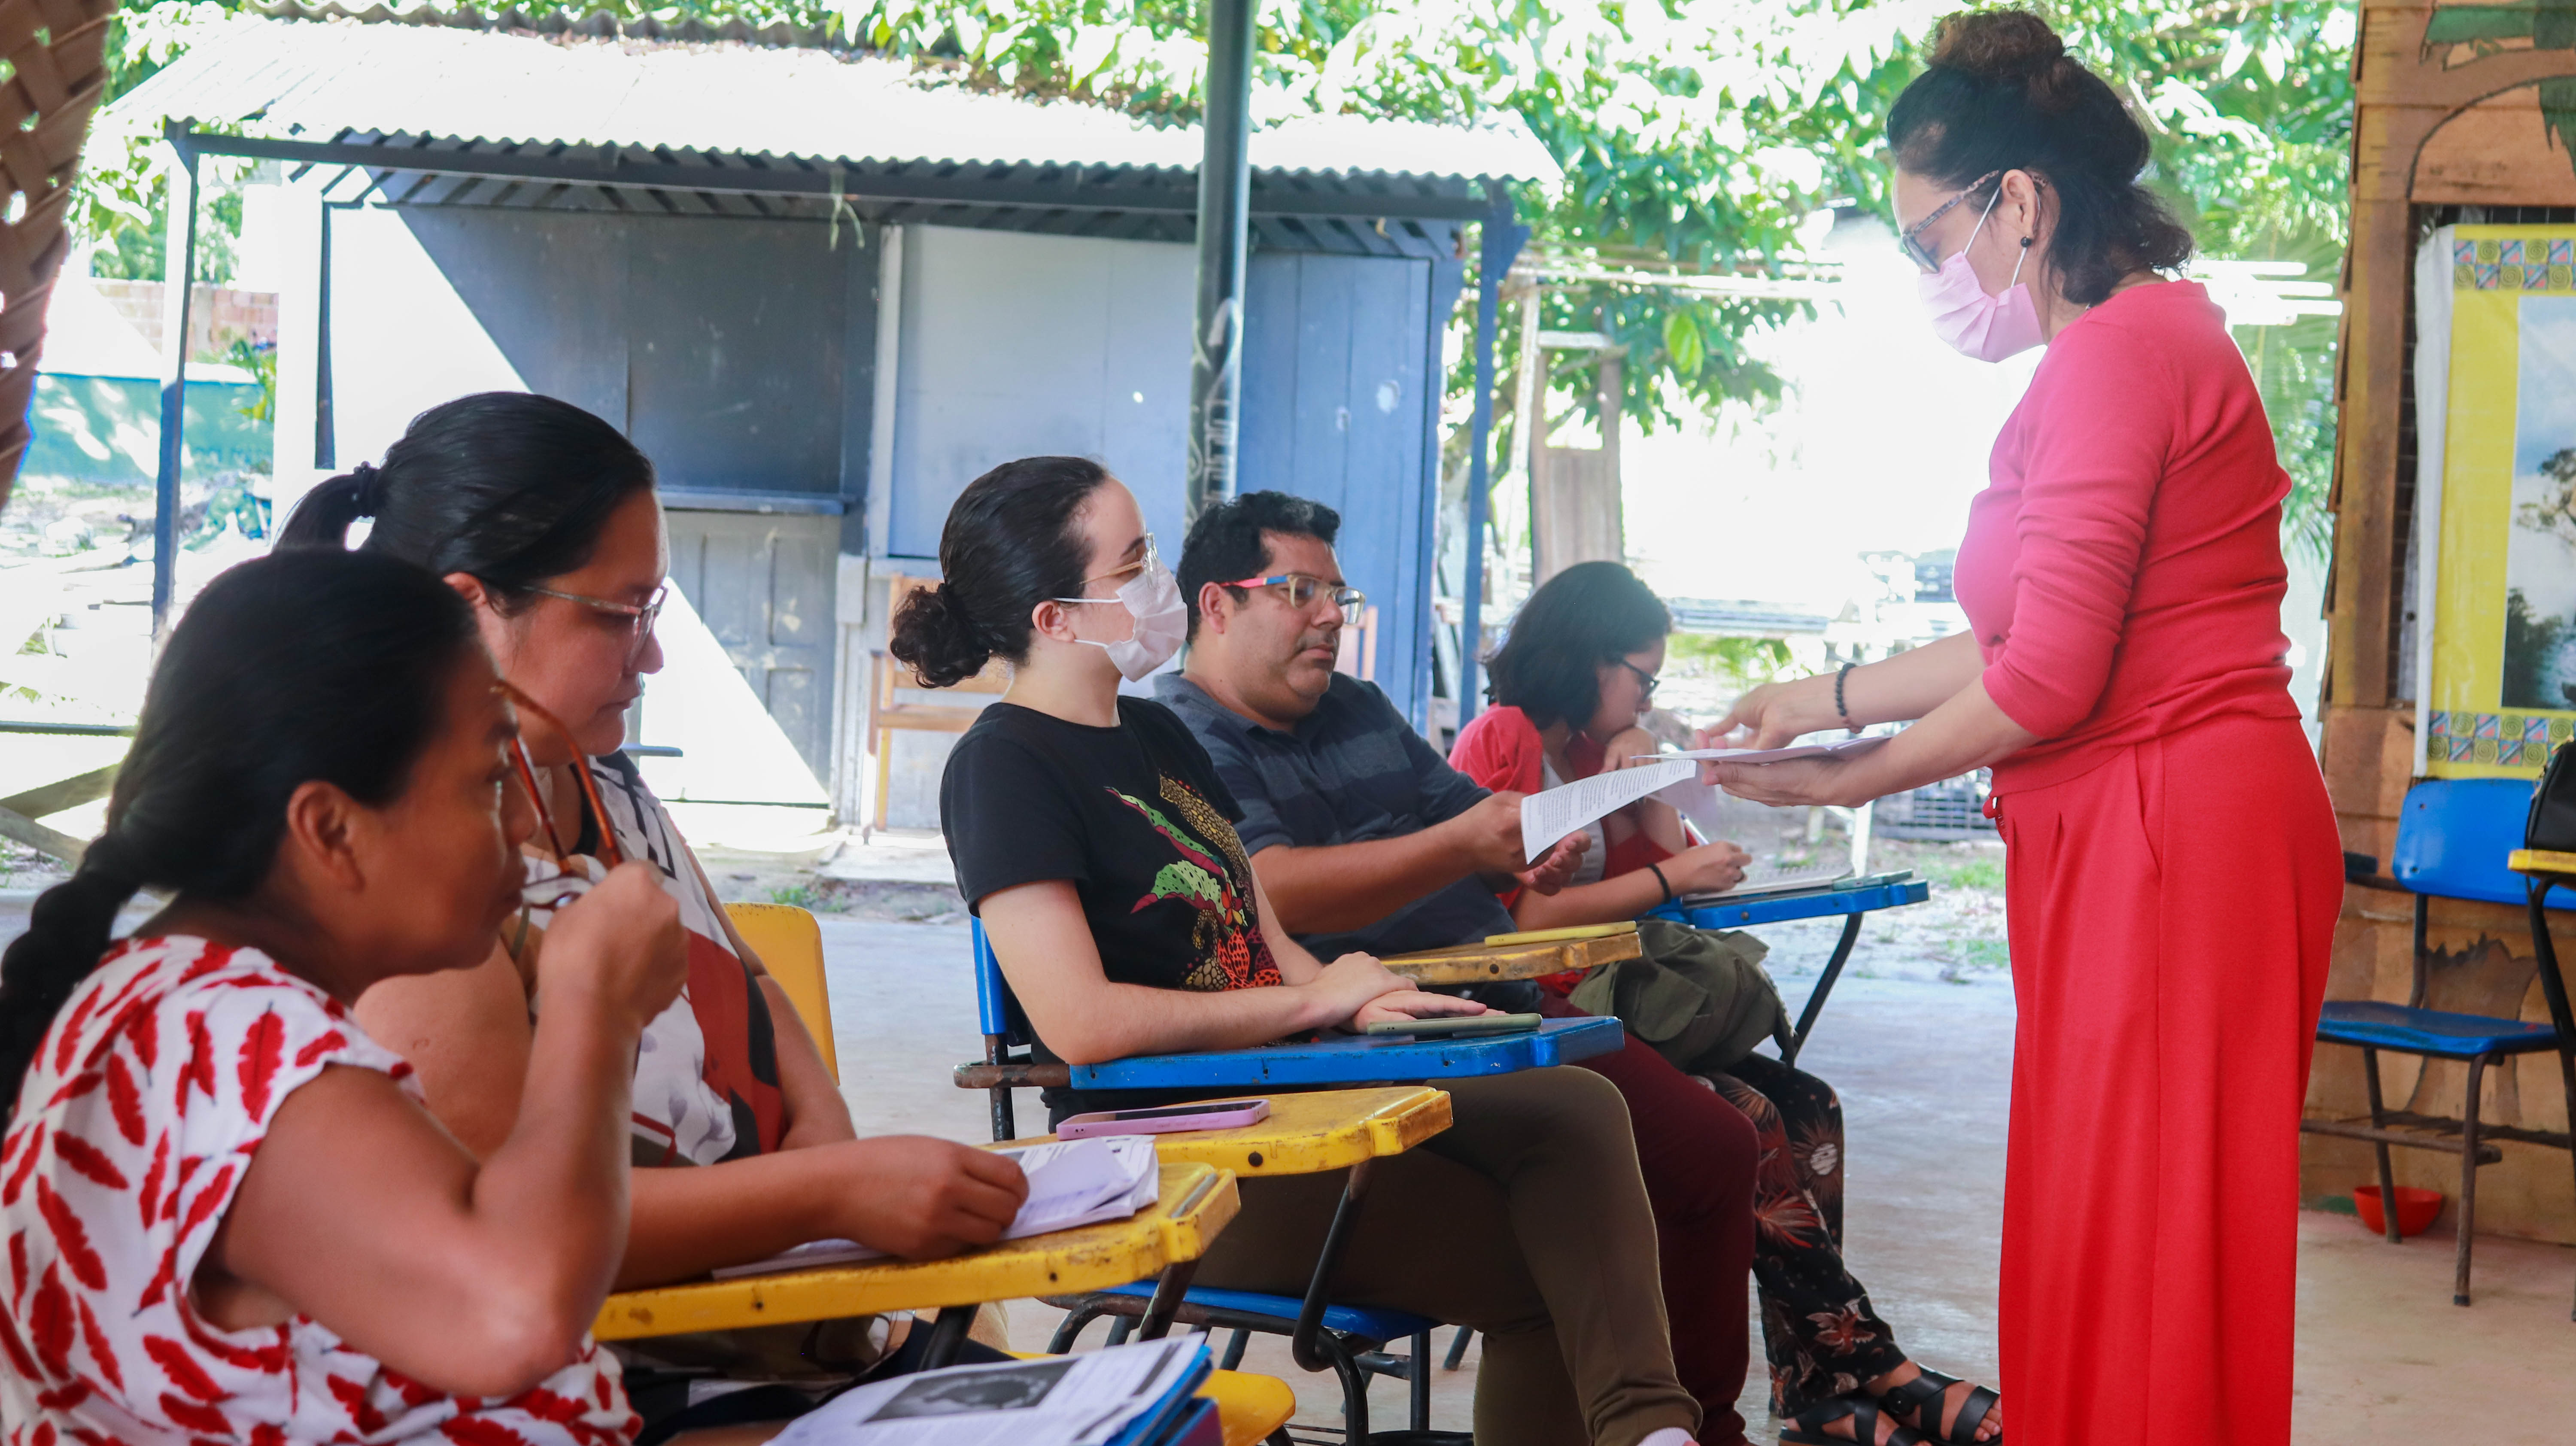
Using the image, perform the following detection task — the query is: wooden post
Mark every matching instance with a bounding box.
[2308,0,2576,1246]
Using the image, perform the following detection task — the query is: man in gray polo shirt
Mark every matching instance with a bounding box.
[1148,494,1582,964]
[1154,490,1762,1438]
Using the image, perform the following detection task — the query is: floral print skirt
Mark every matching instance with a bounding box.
[1706,1054,1907,1416]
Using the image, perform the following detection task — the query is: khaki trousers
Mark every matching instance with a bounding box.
[1192,1066,1697,1446]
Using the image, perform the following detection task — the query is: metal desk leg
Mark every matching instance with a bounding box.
[2361,1045,2401,1244]
[984,1034,1018,1141]
[1292,1159,1373,1373]
[1408,1329,1431,1430]
[1135,1260,1202,1340]
[2455,1054,2487,1307]
[918,1304,980,1368]
[1785,913,1866,1069]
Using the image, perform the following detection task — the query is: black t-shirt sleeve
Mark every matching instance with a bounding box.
[1124,699,1246,823]
[940,722,1094,912]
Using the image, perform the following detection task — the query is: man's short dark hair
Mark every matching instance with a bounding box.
[1176,490,1343,638]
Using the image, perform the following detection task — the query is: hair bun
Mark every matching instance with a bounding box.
[887,578,996,689]
[348,462,386,517]
[1930,8,2066,82]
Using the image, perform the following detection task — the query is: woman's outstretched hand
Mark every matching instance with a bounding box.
[1703,756,1870,809]
[1698,674,1840,761]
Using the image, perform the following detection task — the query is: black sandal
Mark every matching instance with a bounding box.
[1780,1397,1925,1446]
[1873,1368,2000,1445]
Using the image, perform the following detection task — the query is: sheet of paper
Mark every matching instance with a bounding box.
[772,1336,1207,1446]
[1650,735,1891,766]
[1648,775,1728,842]
[1519,758,1697,862]
[714,1137,1158,1279]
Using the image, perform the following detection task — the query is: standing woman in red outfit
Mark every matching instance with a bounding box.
[1701,11,2342,1445]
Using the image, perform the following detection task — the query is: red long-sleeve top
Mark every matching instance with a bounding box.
[1957,280,2303,792]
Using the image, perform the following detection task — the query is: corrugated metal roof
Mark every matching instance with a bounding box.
[113,16,1561,188]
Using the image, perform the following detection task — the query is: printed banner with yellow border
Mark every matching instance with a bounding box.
[2427,226,2576,776]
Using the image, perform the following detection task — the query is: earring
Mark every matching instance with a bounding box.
[2020,236,2033,249]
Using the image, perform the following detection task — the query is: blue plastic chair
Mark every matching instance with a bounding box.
[1646,872,1932,1067]
[960,918,1624,1442]
[2309,778,2576,1308]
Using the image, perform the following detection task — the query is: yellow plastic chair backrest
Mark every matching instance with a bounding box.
[724,902,837,1082]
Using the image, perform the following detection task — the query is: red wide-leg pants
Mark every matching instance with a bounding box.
[1993,714,2340,1445]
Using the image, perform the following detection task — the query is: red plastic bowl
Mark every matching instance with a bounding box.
[2354,1185,2444,1237]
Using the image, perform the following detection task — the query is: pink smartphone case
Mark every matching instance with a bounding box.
[1056,1098,1271,1138]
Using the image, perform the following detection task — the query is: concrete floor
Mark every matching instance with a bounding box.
[808,915,2575,1445]
[1,899,2565,1441]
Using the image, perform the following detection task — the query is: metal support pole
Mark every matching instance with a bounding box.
[153,125,203,639]
[1186,0,1255,522]
[1459,190,1529,731]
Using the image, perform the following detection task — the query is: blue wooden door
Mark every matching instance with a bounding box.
[1240,252,1438,726]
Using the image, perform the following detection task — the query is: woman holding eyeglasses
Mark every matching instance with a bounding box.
[278,394,1033,1443]
[1698,12,2339,1445]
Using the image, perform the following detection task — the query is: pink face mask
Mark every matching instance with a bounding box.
[1915,188,2043,363]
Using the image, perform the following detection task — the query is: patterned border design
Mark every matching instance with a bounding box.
[2426,710,2576,768]
[2454,237,2576,291]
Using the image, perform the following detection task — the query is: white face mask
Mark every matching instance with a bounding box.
[1916,187,2044,363]
[1055,554,1188,681]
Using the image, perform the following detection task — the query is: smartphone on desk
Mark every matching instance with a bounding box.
[1361,1012,1545,1039]
[1056,1098,1271,1138]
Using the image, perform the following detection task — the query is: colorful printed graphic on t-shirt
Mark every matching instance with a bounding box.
[1108,779,1284,993]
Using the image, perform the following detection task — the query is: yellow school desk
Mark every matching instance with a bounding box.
[594,1160,1236,1341]
[1378,926,1641,986]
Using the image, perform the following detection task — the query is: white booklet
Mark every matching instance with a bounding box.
[769,1336,1207,1446]
[1521,736,1896,863]
[1519,758,1699,861]
[1655,735,1890,766]
[712,1136,1160,1279]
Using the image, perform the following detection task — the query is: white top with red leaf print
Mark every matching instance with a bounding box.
[0,936,637,1446]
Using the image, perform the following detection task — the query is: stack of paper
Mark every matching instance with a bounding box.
[771,1336,1214,1446]
[714,1137,1160,1279]
[1518,736,1895,862]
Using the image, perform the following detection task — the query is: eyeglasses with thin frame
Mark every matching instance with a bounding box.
[1054,535,1160,603]
[1618,658,1661,700]
[1226,572,1369,626]
[495,681,626,909]
[1896,169,2002,272]
[526,583,667,667]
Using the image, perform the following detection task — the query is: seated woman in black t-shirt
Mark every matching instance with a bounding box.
[896,456,1711,1446]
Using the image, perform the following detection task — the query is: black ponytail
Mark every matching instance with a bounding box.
[0,550,479,1119]
[887,456,1109,687]
[279,393,655,611]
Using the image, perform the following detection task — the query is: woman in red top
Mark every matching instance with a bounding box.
[1454,562,2001,1446]
[1705,13,2341,1444]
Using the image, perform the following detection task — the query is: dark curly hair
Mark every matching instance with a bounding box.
[887,456,1112,687]
[1886,9,2192,306]
[1483,562,1672,731]
[1173,491,1343,640]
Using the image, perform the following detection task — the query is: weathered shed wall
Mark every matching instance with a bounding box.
[2315,0,2576,1244]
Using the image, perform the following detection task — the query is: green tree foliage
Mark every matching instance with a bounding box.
[2504,587,2570,710]
[82,0,2355,525]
